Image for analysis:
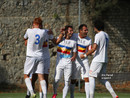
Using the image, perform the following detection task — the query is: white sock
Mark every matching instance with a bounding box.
[89,77,95,98]
[40,80,47,98]
[105,81,117,98]
[85,82,89,98]
[39,92,43,98]
[25,78,34,95]
[62,81,69,98]
[70,83,75,98]
[27,89,30,96]
[53,79,59,94]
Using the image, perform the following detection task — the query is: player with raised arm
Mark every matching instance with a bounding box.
[70,24,92,98]
[52,25,77,98]
[80,20,119,98]
[24,17,48,98]
[25,27,64,98]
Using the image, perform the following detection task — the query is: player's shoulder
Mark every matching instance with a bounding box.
[71,33,78,40]
[40,29,46,32]
[26,28,32,32]
[85,36,91,40]
[104,31,109,37]
[72,33,78,38]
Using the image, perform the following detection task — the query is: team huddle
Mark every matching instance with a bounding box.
[23,17,119,98]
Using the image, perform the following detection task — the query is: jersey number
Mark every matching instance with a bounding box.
[35,34,40,44]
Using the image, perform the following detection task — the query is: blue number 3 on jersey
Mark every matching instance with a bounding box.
[35,34,40,44]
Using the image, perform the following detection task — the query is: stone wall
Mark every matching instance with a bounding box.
[103,0,130,73]
[0,0,129,85]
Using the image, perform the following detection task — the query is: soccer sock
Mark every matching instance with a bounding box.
[62,81,69,98]
[40,80,47,98]
[85,82,89,98]
[89,77,95,98]
[105,81,117,98]
[70,83,75,98]
[25,78,34,95]
[39,92,43,98]
[27,89,30,96]
[53,79,59,94]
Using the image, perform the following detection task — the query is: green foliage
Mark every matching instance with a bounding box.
[53,13,60,20]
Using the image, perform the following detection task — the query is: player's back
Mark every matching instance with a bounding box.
[25,28,46,57]
[93,31,109,62]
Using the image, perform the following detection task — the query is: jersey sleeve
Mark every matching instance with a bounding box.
[72,41,77,52]
[94,34,100,45]
[24,29,29,39]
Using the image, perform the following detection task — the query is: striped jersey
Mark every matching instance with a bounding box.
[71,33,92,58]
[57,38,77,58]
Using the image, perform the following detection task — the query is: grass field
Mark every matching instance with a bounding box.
[0,92,130,98]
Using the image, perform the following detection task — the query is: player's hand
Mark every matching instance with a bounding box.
[71,56,76,62]
[80,54,85,59]
[60,28,65,35]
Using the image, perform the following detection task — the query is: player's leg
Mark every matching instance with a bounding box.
[70,79,77,98]
[32,74,38,89]
[38,73,47,98]
[43,58,50,89]
[99,63,118,98]
[82,60,90,98]
[84,77,89,98]
[70,61,81,98]
[39,74,49,98]
[52,62,64,98]
[35,59,47,98]
[89,62,103,98]
[25,73,38,98]
[39,58,50,98]
[63,61,72,98]
[24,57,36,97]
[25,74,31,98]
[89,76,95,98]
[24,74,36,98]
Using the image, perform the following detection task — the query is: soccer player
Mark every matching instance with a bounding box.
[38,29,65,98]
[80,20,119,98]
[24,17,48,98]
[25,27,64,98]
[70,24,92,98]
[52,25,77,98]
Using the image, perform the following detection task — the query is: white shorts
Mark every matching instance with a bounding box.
[54,58,72,82]
[24,56,45,75]
[71,58,90,79]
[89,62,107,78]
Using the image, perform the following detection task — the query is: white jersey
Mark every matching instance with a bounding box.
[71,33,92,60]
[24,28,47,57]
[92,31,109,62]
[57,38,77,59]
[42,29,54,59]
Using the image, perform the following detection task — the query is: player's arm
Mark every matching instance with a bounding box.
[71,41,77,61]
[24,39,28,46]
[50,28,65,45]
[71,52,77,61]
[24,29,28,46]
[87,44,92,54]
[80,43,97,59]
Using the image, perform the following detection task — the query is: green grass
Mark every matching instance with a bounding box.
[0,92,130,98]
